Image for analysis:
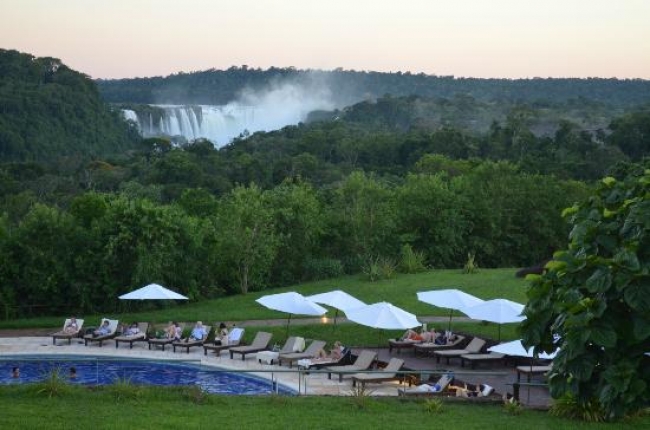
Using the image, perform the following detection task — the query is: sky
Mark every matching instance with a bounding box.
[1,0,649,80]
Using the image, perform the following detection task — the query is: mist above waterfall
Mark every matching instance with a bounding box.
[124,74,338,147]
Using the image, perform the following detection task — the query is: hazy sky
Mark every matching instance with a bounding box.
[1,0,649,79]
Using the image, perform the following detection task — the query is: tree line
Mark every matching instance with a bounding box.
[0,162,589,318]
[97,65,650,109]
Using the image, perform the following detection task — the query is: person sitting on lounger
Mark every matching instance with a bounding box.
[122,322,140,336]
[64,317,79,334]
[188,321,207,341]
[93,320,111,337]
[215,322,229,345]
[315,341,343,360]
[166,322,182,340]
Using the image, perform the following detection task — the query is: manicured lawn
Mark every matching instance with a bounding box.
[0,385,646,429]
[1,268,527,330]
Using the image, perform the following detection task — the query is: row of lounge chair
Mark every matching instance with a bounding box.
[389,335,509,369]
[51,318,242,353]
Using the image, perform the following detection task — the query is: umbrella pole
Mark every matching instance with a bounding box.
[448,309,453,332]
[285,314,292,341]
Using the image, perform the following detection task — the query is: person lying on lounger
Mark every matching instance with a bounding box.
[449,383,494,397]
[413,382,445,392]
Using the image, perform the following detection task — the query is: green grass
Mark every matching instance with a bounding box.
[3,268,527,328]
[0,385,647,429]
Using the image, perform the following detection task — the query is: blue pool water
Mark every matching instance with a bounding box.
[0,356,294,395]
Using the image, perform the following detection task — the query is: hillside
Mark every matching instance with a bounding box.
[97,66,650,109]
[0,49,139,162]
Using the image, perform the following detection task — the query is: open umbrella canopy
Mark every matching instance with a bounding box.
[462,298,525,324]
[417,289,484,311]
[256,292,327,339]
[345,302,420,330]
[417,289,484,331]
[488,339,558,360]
[462,298,525,341]
[256,292,327,316]
[306,290,366,312]
[119,283,188,300]
[306,290,366,326]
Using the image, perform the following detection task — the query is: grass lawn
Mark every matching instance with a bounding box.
[0,385,647,430]
[1,268,527,329]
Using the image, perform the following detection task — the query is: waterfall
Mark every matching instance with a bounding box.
[123,105,258,146]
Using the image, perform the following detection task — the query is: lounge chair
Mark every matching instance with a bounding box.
[173,325,212,353]
[148,324,184,351]
[413,335,466,357]
[397,372,454,396]
[229,331,273,360]
[203,327,245,356]
[388,338,422,354]
[52,318,85,345]
[351,358,405,388]
[278,340,327,367]
[84,318,119,347]
[114,322,150,349]
[460,352,505,369]
[433,337,486,364]
[327,349,377,382]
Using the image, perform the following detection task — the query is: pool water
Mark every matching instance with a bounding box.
[0,356,294,395]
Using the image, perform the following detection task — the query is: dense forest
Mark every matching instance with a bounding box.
[1,50,650,318]
[97,66,650,109]
[0,49,140,162]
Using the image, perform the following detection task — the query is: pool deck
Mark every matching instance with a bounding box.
[0,336,390,397]
[0,335,552,406]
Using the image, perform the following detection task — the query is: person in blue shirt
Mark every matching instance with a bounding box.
[188,321,207,341]
[93,320,111,336]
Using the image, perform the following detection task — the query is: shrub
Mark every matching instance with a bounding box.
[463,252,479,274]
[379,257,397,279]
[303,258,344,280]
[105,376,142,402]
[399,244,427,274]
[33,368,71,398]
[550,393,605,422]
[423,398,444,414]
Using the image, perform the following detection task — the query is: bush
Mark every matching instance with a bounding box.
[399,244,427,274]
[303,258,344,280]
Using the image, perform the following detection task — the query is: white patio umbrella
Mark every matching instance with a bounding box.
[256,292,327,337]
[345,302,421,330]
[417,289,484,332]
[306,290,366,325]
[462,298,525,340]
[119,283,189,300]
[488,339,558,360]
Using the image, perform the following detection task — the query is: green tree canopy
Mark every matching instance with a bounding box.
[521,162,650,420]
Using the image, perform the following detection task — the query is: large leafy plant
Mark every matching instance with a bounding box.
[521,163,650,421]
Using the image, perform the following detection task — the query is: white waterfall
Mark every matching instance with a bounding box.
[123,105,257,146]
[121,80,337,147]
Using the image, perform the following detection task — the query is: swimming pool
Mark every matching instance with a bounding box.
[0,356,294,395]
